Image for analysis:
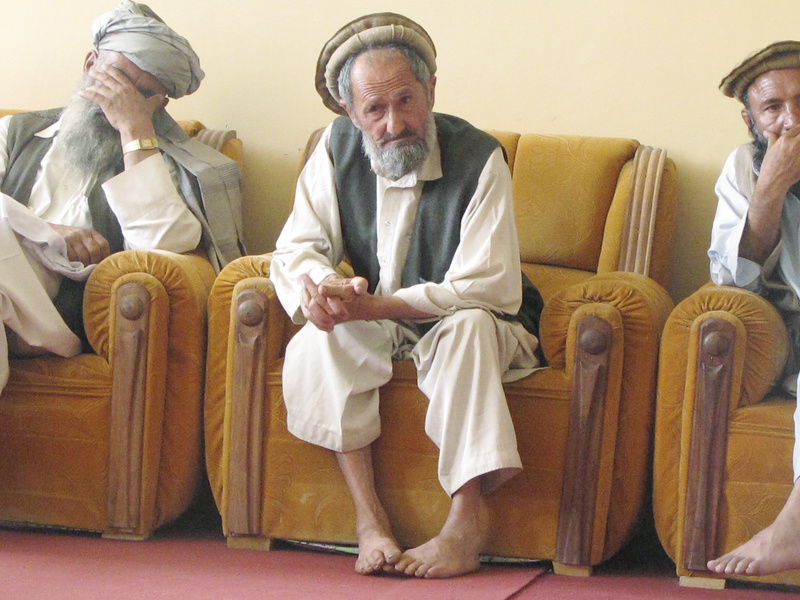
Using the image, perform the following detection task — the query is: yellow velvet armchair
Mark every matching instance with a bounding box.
[653,284,800,588]
[205,129,677,573]
[0,110,242,540]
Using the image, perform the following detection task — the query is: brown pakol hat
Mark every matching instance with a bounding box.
[720,40,800,101]
[315,12,437,115]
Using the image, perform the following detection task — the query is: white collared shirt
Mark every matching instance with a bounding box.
[0,114,201,254]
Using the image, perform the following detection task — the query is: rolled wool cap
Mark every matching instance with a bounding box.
[720,40,800,101]
[315,12,437,115]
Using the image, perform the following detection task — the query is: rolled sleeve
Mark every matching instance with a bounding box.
[101,153,202,253]
[270,125,344,323]
[708,149,764,291]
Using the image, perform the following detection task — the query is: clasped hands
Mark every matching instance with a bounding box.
[300,273,372,332]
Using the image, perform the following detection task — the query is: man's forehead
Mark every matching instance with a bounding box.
[350,52,422,101]
[353,48,413,78]
[748,67,800,100]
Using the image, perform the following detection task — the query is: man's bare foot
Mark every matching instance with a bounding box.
[354,523,402,575]
[707,479,800,576]
[392,478,482,578]
[334,446,402,575]
[393,529,481,578]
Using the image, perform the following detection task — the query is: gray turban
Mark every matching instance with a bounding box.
[92,1,204,98]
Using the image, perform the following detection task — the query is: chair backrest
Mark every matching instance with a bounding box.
[294,126,677,302]
[487,132,676,300]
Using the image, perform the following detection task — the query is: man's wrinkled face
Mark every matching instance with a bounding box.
[58,51,168,177]
[744,67,800,140]
[343,48,436,179]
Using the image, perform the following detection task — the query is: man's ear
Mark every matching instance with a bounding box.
[741,107,754,131]
[428,75,437,108]
[340,100,359,128]
[84,50,99,73]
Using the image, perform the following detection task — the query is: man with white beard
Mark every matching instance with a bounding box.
[269,13,543,579]
[0,1,244,390]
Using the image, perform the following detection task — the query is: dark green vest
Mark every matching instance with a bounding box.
[329,113,543,339]
[1,109,125,346]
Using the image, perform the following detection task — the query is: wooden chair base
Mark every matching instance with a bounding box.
[552,562,593,577]
[227,535,273,551]
[101,531,151,542]
[679,575,726,589]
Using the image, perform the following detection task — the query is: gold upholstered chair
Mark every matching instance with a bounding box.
[653,284,800,588]
[0,109,242,540]
[205,128,677,574]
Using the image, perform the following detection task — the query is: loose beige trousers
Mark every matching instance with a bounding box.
[0,196,92,392]
[282,308,539,496]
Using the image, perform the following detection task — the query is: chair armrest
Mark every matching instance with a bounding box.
[659,283,789,411]
[205,254,282,515]
[540,271,674,370]
[83,249,216,360]
[653,283,790,569]
[539,271,673,567]
[82,249,216,537]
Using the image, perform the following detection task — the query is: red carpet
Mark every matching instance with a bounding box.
[1,495,798,600]
[0,528,544,600]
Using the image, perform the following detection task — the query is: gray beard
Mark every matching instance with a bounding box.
[359,113,436,180]
[749,119,768,171]
[57,79,123,179]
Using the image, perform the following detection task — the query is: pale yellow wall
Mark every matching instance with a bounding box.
[3,0,800,301]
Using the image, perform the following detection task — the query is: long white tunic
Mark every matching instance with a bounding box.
[270,123,539,496]
[0,114,202,393]
[708,146,800,479]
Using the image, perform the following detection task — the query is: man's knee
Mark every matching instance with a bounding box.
[438,308,496,338]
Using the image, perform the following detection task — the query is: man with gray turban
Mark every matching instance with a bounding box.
[0,1,244,393]
[708,41,800,576]
[269,13,542,579]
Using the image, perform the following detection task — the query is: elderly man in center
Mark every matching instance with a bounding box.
[269,13,543,579]
[0,1,244,393]
[707,40,800,577]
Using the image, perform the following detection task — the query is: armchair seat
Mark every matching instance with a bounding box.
[205,129,678,573]
[0,114,242,539]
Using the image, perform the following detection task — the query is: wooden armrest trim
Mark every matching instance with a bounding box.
[555,315,613,566]
[106,282,150,535]
[681,318,735,571]
[226,288,270,535]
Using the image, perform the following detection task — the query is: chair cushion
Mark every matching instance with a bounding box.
[513,135,638,271]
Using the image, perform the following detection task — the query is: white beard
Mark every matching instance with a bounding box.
[359,113,436,180]
[56,76,123,179]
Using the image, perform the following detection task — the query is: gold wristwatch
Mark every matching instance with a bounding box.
[122,137,159,155]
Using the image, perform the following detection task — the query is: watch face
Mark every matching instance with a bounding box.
[123,137,159,154]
